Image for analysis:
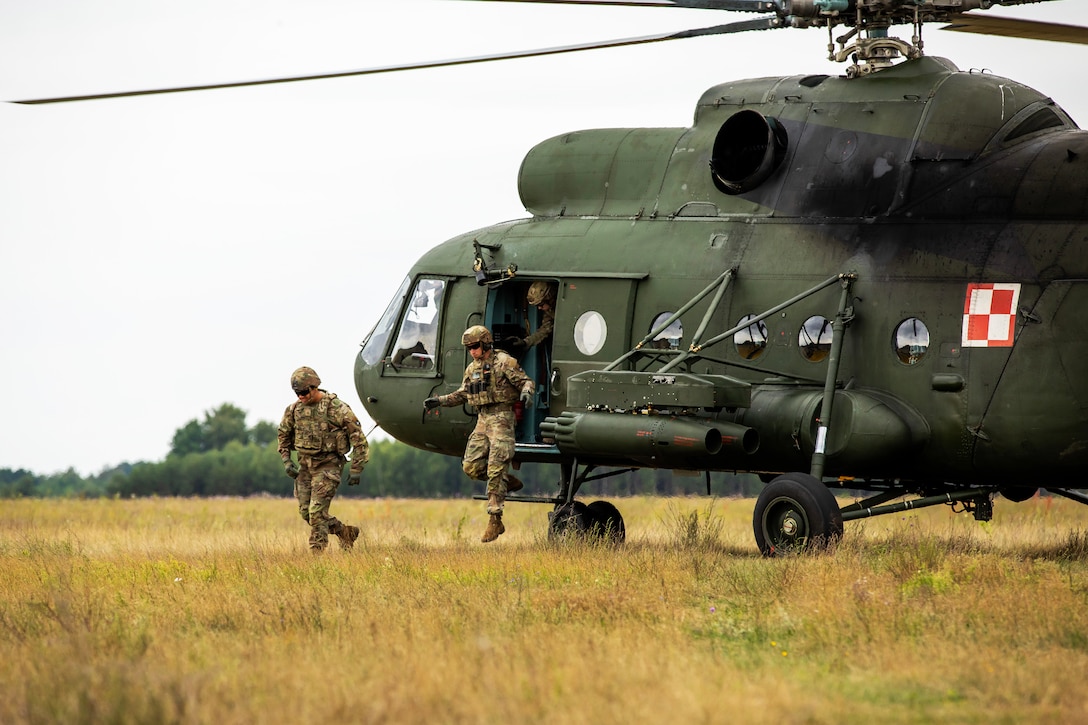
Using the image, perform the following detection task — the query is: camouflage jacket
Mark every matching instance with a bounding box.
[278,391,369,472]
[439,350,534,409]
[524,306,555,349]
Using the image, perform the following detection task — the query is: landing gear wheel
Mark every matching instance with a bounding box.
[753,472,843,556]
[585,500,626,544]
[549,501,589,541]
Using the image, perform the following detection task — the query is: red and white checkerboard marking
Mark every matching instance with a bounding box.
[962,283,1020,348]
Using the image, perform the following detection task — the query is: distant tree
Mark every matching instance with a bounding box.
[170,403,266,457]
[0,468,34,486]
[250,420,278,447]
[0,469,38,498]
[42,468,85,497]
[171,420,206,456]
[202,403,249,451]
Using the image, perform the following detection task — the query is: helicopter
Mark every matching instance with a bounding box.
[352,0,1088,554]
[11,1,1088,554]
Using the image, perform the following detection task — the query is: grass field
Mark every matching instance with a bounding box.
[2,494,1088,724]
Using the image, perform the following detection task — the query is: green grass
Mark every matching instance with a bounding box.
[1,495,1087,723]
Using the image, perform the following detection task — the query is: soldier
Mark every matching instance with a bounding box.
[503,281,556,356]
[278,366,369,554]
[424,326,534,542]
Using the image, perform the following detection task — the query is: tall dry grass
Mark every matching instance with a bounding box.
[2,494,1088,724]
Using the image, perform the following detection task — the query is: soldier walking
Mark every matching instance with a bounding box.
[425,326,534,542]
[278,366,369,553]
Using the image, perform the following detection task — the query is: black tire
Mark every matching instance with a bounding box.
[549,501,589,541]
[585,500,626,544]
[753,472,843,556]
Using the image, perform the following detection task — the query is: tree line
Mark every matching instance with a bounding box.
[1,403,763,499]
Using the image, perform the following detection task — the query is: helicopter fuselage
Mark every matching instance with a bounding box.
[355,56,1088,493]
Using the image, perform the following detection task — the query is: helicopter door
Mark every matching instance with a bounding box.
[485,279,557,444]
[485,275,639,443]
[547,275,639,408]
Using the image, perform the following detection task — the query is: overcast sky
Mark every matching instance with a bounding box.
[1,0,1085,476]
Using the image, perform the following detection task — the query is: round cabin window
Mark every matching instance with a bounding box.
[799,316,832,362]
[574,311,608,356]
[650,313,683,350]
[734,314,769,360]
[894,318,930,365]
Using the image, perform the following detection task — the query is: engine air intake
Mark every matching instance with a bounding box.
[710,110,788,195]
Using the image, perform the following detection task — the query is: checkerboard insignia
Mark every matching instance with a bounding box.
[962,283,1020,348]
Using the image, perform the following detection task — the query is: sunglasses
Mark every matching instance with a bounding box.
[294,386,313,396]
[466,342,483,350]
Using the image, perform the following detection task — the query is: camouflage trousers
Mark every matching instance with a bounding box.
[462,406,517,507]
[294,454,346,550]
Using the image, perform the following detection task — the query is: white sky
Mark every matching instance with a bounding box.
[1,0,1085,476]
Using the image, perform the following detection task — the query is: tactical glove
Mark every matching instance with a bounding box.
[424,397,441,410]
[504,336,527,354]
[284,460,300,479]
[348,469,362,486]
[520,389,534,408]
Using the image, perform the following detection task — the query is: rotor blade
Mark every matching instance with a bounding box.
[445,0,779,10]
[942,13,1088,45]
[10,16,781,104]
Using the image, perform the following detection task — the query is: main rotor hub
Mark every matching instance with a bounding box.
[816,1,927,77]
[781,1,1030,77]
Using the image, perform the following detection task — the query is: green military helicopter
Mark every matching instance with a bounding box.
[352,0,1088,554]
[18,1,1088,554]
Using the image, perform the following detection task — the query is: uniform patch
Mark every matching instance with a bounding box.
[962,283,1020,348]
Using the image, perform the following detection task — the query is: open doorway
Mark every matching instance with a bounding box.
[485,279,557,443]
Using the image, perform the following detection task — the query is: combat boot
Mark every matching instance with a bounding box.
[503,473,523,493]
[336,524,360,550]
[482,513,505,543]
[483,492,506,543]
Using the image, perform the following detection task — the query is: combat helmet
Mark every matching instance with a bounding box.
[290,366,321,394]
[461,325,493,347]
[526,281,556,306]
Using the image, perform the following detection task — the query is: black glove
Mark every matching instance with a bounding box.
[504,337,527,354]
[284,460,300,479]
[520,389,534,408]
[348,469,362,486]
[424,397,441,410]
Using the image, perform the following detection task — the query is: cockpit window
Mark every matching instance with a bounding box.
[360,276,412,366]
[388,278,446,371]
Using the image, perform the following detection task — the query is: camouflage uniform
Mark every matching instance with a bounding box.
[278,390,369,551]
[523,305,555,350]
[508,282,557,354]
[437,350,534,509]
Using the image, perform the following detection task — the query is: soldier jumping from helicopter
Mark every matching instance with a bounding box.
[425,326,534,542]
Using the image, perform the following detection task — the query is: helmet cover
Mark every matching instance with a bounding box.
[290,366,321,393]
[461,325,493,346]
[526,281,556,306]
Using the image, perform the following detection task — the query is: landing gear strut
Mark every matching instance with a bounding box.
[545,460,628,543]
